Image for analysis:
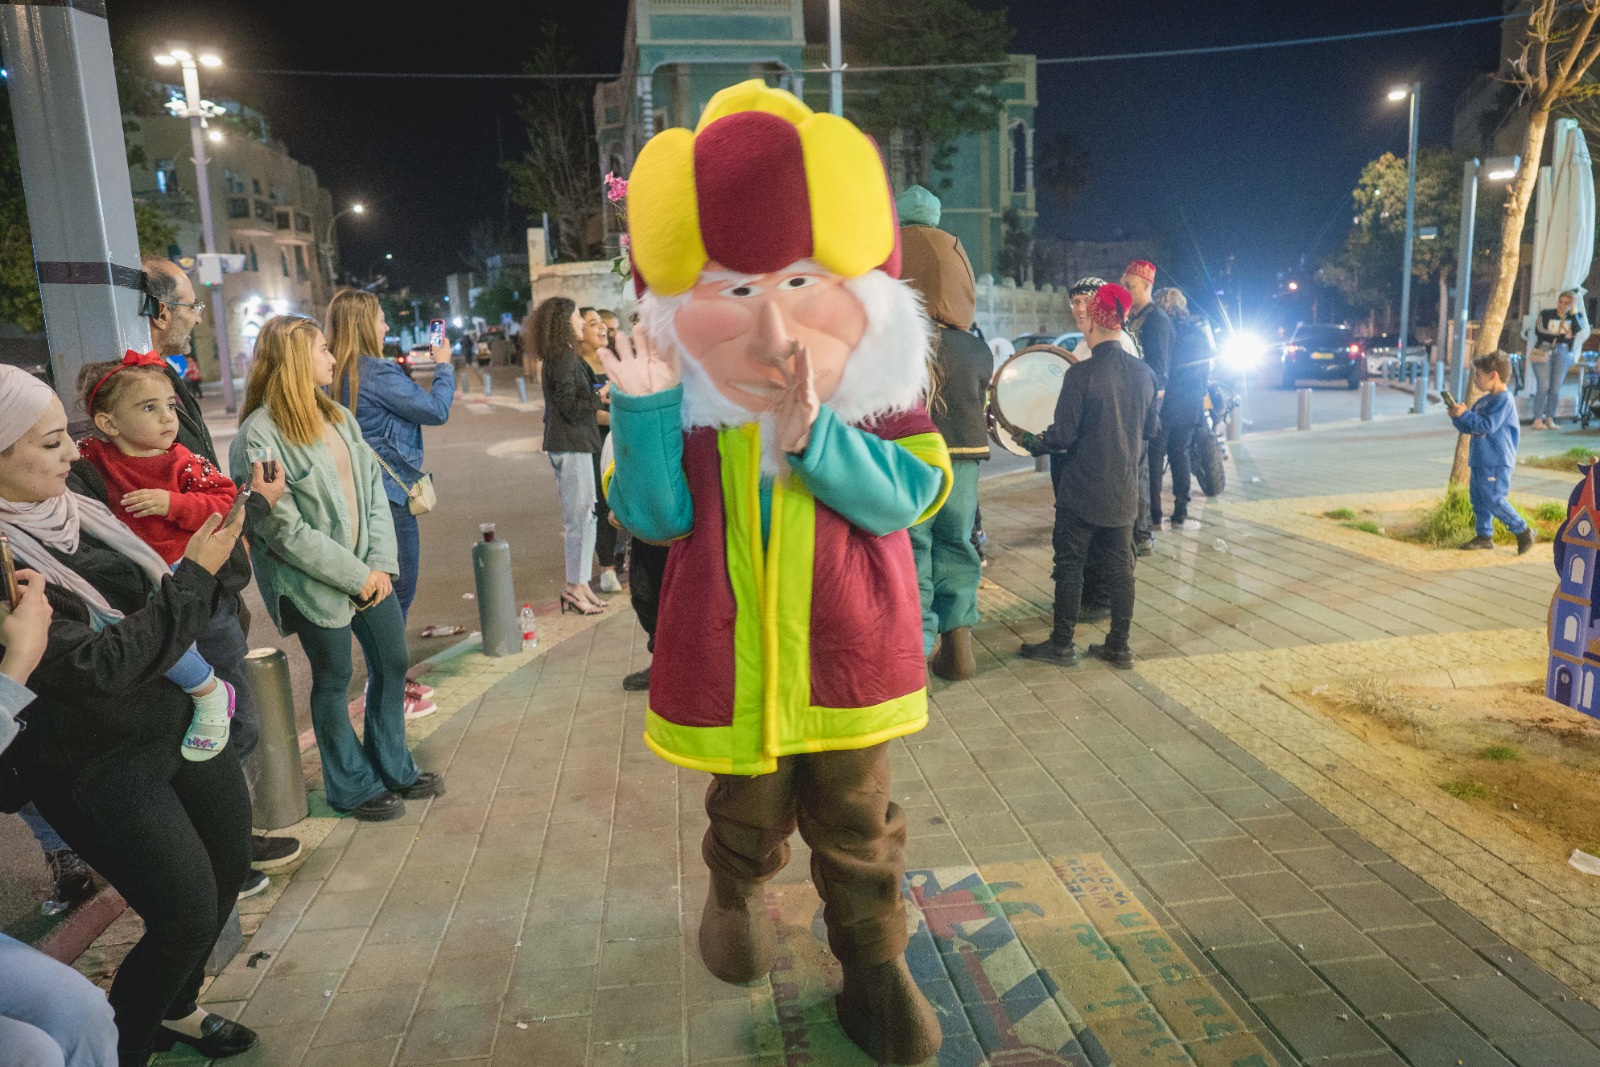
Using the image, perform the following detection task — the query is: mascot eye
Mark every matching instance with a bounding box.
[778,275,819,290]
[720,282,763,298]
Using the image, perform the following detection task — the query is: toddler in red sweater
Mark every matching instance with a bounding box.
[79,354,236,760]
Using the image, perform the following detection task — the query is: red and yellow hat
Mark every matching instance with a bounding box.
[626,80,901,296]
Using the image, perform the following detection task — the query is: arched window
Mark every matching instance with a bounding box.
[1010,121,1028,194]
[1584,672,1595,709]
[1565,614,1580,643]
[1581,519,1593,537]
[1574,555,1588,587]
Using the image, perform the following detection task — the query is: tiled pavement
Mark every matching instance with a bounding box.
[161,416,1600,1066]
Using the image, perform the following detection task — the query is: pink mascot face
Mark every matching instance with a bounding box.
[674,262,868,413]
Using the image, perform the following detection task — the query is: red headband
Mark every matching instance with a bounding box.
[87,349,169,413]
[1125,260,1156,284]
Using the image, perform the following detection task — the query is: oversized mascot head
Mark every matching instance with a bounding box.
[626,80,931,446]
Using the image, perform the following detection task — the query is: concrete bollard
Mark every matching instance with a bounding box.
[1297,388,1312,431]
[1034,455,1047,473]
[1413,373,1427,414]
[516,377,528,403]
[204,906,242,976]
[482,371,493,398]
[472,537,522,657]
[1226,405,1241,442]
[1360,380,1375,421]
[241,648,308,830]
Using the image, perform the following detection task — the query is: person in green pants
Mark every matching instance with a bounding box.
[898,186,989,679]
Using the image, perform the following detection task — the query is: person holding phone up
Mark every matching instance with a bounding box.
[230,315,444,823]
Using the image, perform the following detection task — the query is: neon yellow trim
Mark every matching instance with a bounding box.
[766,473,816,761]
[600,460,615,498]
[896,431,955,524]
[721,426,768,765]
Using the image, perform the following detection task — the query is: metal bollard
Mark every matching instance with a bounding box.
[204,906,243,976]
[482,371,492,398]
[1413,373,1427,414]
[1297,388,1312,431]
[1360,380,1375,421]
[1435,361,1447,390]
[1033,455,1048,473]
[241,648,308,830]
[1226,405,1241,442]
[472,537,522,657]
[516,377,528,403]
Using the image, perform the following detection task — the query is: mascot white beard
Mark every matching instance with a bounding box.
[634,259,935,475]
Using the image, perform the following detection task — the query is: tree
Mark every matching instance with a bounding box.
[460,218,517,275]
[843,0,1012,186]
[505,25,603,263]
[996,208,1032,284]
[471,281,528,324]
[1451,0,1600,486]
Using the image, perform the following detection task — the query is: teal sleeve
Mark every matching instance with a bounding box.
[608,385,694,542]
[787,406,944,536]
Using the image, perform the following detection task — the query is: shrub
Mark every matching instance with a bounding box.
[1438,779,1492,801]
[1324,508,1358,521]
[1478,744,1521,761]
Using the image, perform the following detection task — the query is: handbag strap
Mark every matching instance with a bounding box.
[365,444,420,496]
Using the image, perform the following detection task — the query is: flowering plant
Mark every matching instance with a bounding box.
[605,172,631,282]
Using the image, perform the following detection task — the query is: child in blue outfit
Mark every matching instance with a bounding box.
[1447,349,1536,554]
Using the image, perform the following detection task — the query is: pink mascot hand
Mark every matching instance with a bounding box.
[600,326,681,397]
[772,341,821,455]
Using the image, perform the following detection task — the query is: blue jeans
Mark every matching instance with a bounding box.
[389,501,420,621]
[285,595,420,812]
[18,802,67,852]
[0,931,118,1067]
[1469,465,1529,537]
[549,452,597,585]
[1535,343,1573,420]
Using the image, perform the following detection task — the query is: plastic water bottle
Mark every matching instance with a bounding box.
[519,603,538,651]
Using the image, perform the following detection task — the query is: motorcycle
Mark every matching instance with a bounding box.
[1191,380,1235,499]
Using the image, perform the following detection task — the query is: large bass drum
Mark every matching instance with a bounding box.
[986,344,1081,456]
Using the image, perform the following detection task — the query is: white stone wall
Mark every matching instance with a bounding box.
[526,261,632,320]
[973,275,1073,343]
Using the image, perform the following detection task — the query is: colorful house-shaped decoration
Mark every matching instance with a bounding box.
[1548,462,1600,715]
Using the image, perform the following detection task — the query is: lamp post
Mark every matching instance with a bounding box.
[1451,155,1521,398]
[1388,83,1420,385]
[318,201,363,297]
[827,0,842,116]
[155,43,237,412]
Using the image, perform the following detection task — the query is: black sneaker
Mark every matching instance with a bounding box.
[623,667,652,692]
[41,850,95,916]
[1458,535,1496,551]
[1018,640,1081,666]
[346,791,406,822]
[398,772,446,801]
[1086,643,1135,670]
[1517,528,1537,555]
[250,834,302,871]
[237,870,270,900]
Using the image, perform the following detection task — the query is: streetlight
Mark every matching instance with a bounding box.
[155,42,237,412]
[1388,82,1421,388]
[318,201,365,294]
[1451,154,1521,398]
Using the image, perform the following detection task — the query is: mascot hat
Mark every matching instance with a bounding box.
[627,80,901,296]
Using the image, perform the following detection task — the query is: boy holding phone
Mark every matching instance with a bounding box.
[1447,350,1535,554]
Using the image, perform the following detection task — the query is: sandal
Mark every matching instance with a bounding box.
[560,592,603,616]
[181,681,235,762]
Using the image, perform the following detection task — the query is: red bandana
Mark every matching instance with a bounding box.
[1124,260,1156,284]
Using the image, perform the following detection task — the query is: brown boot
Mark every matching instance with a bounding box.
[928,626,976,681]
[697,873,777,984]
[835,955,942,1064]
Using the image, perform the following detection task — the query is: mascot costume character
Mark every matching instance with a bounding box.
[601,81,952,1063]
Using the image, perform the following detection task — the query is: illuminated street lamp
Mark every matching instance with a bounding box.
[1387,82,1421,384]
[155,42,237,411]
[319,201,366,294]
[1451,154,1521,397]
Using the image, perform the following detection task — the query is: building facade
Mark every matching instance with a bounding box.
[593,0,1035,278]
[126,96,335,381]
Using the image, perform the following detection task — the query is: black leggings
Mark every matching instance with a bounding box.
[591,449,617,569]
[29,743,251,1061]
[629,539,671,651]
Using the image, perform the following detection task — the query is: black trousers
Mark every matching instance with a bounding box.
[1051,510,1135,650]
[29,743,252,1061]
[1164,418,1200,520]
[591,450,618,569]
[629,539,671,652]
[1146,426,1171,526]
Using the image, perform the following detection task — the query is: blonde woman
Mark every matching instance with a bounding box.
[230,316,443,822]
[328,290,453,716]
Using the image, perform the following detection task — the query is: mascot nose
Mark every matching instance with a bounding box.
[755,301,792,356]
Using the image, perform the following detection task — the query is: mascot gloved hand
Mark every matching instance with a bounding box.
[602,80,952,1064]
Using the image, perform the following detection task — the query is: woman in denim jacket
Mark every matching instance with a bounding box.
[230,315,444,822]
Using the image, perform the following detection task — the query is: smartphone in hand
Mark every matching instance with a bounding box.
[429,319,446,349]
[0,534,18,609]
[222,489,253,528]
[1440,390,1458,409]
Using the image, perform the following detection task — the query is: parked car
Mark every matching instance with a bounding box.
[1277,323,1365,389]
[1362,333,1427,379]
[1010,330,1084,354]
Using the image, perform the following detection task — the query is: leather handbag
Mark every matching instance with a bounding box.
[368,447,436,516]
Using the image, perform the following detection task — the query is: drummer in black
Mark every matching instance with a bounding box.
[1008,283,1159,669]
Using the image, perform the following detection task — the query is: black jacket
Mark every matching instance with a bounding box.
[1536,307,1585,346]
[9,535,218,783]
[541,349,603,455]
[930,326,992,460]
[1127,303,1174,391]
[1038,340,1160,528]
[1163,316,1213,428]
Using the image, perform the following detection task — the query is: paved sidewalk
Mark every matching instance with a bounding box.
[157,415,1600,1066]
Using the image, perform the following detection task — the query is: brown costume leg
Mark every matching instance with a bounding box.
[699,759,797,983]
[795,746,941,1064]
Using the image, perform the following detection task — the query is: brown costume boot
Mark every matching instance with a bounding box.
[698,873,778,984]
[835,955,942,1064]
[928,626,976,680]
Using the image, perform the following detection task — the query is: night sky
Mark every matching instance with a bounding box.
[104,0,1504,301]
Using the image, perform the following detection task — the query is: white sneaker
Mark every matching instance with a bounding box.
[405,679,435,701]
[599,570,623,594]
[404,696,437,720]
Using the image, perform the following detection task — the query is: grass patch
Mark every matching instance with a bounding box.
[1350,676,1412,723]
[1324,507,1358,521]
[1402,484,1561,547]
[1532,501,1567,523]
[1438,779,1493,801]
[1522,446,1597,472]
[1478,744,1522,761]
[1344,519,1385,535]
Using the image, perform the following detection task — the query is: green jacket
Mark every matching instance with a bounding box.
[229,405,399,633]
